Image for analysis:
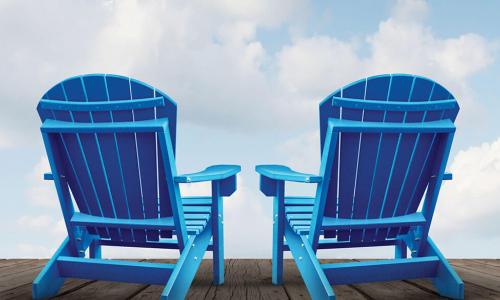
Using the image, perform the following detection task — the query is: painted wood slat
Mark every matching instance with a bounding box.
[336,80,365,241]
[43,84,97,235]
[322,91,341,238]
[62,79,110,238]
[81,75,122,242]
[106,75,146,242]
[362,75,400,243]
[374,75,414,241]
[131,79,161,241]
[350,75,389,243]
[387,77,433,238]
[66,77,118,240]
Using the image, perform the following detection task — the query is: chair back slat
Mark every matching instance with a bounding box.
[38,74,180,244]
[317,74,458,244]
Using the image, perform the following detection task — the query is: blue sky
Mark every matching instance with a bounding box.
[1,0,499,258]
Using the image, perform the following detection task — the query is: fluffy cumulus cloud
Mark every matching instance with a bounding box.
[431,137,500,257]
[2,0,500,258]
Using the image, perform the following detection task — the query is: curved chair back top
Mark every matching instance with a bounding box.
[38,74,182,244]
[316,74,459,244]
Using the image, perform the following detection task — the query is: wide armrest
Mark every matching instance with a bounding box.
[175,165,241,183]
[255,165,321,183]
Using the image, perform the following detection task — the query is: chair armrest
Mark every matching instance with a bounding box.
[255,165,321,183]
[44,173,54,180]
[175,165,240,183]
[256,165,321,197]
[431,172,452,181]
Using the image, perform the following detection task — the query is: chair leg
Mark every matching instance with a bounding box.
[32,238,72,299]
[211,181,225,285]
[89,240,102,258]
[272,192,284,285]
[395,239,407,258]
[424,237,464,299]
[285,224,335,300]
[162,223,212,299]
[212,196,224,285]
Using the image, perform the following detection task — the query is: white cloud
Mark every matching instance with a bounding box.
[26,156,58,208]
[3,0,500,259]
[276,0,496,128]
[181,176,272,258]
[433,137,500,239]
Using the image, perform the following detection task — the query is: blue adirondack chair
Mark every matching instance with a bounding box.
[32,74,240,299]
[256,74,464,299]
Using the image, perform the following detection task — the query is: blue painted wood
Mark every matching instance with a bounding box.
[42,118,169,133]
[423,237,464,299]
[57,256,175,284]
[336,80,365,241]
[257,74,462,299]
[85,75,131,241]
[32,238,71,299]
[130,79,161,241]
[212,181,224,285]
[272,180,285,285]
[285,223,335,300]
[162,220,213,299]
[70,212,180,230]
[322,256,439,285]
[176,165,241,183]
[330,96,458,111]
[287,212,426,230]
[255,165,321,183]
[35,74,240,298]
[39,96,165,111]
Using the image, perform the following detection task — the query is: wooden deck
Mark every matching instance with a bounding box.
[0,259,499,299]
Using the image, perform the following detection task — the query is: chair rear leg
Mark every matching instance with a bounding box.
[89,240,102,258]
[423,237,464,299]
[395,239,407,258]
[162,224,212,299]
[212,201,224,285]
[211,182,225,285]
[272,193,284,285]
[33,238,72,299]
[285,224,335,299]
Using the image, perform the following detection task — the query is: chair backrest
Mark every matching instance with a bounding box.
[38,74,184,245]
[315,74,459,244]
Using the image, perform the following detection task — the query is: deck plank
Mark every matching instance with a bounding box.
[0,259,499,299]
[131,259,214,300]
[452,259,500,277]
[284,259,368,300]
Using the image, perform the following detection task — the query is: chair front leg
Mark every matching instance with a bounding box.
[272,180,285,285]
[212,180,224,285]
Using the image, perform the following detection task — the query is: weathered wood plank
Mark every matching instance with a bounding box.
[452,259,500,277]
[0,259,499,299]
[0,259,37,269]
[255,259,290,300]
[283,259,368,300]
[131,259,214,300]
[407,278,500,300]
[209,259,283,299]
[0,279,94,300]
[450,262,500,292]
[472,259,500,268]
[0,260,47,293]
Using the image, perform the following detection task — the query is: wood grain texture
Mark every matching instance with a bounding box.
[1,259,498,299]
